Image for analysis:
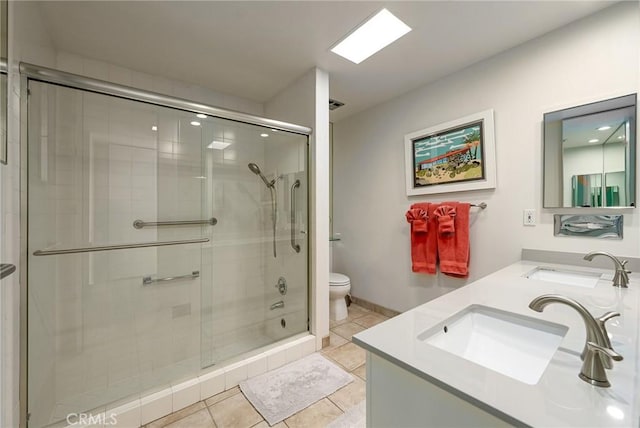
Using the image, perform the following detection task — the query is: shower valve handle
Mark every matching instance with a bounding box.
[275,277,287,295]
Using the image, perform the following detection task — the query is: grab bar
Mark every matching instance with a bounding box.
[290,179,301,253]
[1,264,16,280]
[33,238,209,256]
[133,217,217,229]
[143,270,200,286]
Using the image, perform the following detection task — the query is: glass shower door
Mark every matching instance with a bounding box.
[26,81,209,427]
[199,117,309,368]
[26,76,309,428]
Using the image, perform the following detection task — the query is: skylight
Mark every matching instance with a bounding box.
[331,8,411,64]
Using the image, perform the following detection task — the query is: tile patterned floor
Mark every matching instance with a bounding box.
[143,304,389,428]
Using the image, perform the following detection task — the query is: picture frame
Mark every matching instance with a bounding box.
[404,109,496,196]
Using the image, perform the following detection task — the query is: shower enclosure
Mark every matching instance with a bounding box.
[23,66,309,427]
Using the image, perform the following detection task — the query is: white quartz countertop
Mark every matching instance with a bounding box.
[353,260,640,427]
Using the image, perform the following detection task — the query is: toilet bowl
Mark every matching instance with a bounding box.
[329,272,351,321]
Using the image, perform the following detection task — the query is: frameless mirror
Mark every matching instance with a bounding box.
[0,0,7,164]
[543,94,636,208]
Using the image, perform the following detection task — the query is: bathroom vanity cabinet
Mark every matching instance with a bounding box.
[366,353,511,427]
[353,260,640,427]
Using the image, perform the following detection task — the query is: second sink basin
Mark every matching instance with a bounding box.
[525,266,602,288]
[418,305,568,385]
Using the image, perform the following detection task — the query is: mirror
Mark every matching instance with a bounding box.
[0,0,7,164]
[543,94,636,208]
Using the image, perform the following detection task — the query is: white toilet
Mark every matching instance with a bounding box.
[329,272,351,321]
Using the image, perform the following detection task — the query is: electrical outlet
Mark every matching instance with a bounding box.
[523,209,536,226]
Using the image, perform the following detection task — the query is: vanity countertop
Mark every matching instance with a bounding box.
[353,260,640,427]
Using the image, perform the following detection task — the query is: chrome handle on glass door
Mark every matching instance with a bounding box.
[290,179,301,253]
[143,270,200,286]
[33,238,210,256]
[133,217,217,229]
[0,263,16,279]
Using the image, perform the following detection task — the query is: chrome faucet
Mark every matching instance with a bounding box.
[583,251,630,288]
[529,294,623,386]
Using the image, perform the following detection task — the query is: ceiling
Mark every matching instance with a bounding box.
[562,108,631,149]
[37,1,615,122]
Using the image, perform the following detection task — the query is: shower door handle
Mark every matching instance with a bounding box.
[143,270,200,286]
[290,180,301,253]
[133,217,217,229]
[0,264,16,279]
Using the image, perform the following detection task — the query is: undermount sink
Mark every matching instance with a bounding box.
[524,266,602,288]
[418,305,568,385]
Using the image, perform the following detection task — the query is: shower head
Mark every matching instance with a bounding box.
[248,162,261,175]
[248,163,274,188]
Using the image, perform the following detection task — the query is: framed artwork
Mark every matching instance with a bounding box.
[404,109,496,196]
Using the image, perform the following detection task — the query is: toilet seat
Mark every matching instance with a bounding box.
[330,272,350,286]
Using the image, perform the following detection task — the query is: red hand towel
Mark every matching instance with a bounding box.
[437,202,470,277]
[434,205,456,235]
[405,208,428,232]
[425,203,439,274]
[406,203,437,274]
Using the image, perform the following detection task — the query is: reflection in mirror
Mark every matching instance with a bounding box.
[0,0,7,164]
[543,94,636,208]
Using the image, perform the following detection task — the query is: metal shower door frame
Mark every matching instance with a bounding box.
[18,64,311,427]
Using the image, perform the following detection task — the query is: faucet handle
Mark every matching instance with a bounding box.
[610,261,630,288]
[598,311,620,324]
[579,342,623,388]
[596,311,621,368]
[587,341,623,361]
[620,259,631,274]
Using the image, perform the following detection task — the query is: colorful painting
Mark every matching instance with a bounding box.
[404,109,496,196]
[412,121,485,187]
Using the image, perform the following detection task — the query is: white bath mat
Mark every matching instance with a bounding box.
[327,400,366,428]
[240,353,353,426]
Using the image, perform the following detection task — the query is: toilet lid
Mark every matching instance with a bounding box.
[330,272,350,286]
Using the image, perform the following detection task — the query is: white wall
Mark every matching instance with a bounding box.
[332,2,640,313]
[265,68,330,350]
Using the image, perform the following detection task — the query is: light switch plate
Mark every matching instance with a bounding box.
[524,209,536,226]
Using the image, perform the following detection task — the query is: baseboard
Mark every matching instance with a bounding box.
[322,335,331,349]
[351,296,401,318]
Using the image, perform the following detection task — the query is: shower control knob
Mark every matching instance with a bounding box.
[276,277,288,295]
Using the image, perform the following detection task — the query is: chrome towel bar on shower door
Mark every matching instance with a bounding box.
[290,179,301,253]
[133,217,218,229]
[32,238,210,256]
